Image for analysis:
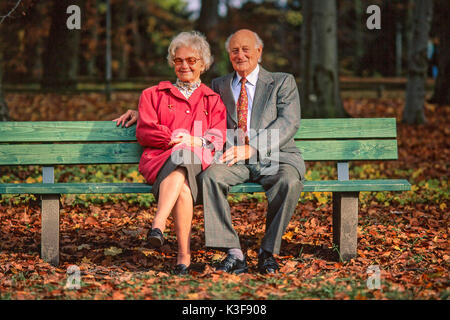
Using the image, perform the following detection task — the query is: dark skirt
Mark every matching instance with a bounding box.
[152,149,203,205]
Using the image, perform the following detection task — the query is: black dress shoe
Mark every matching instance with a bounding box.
[216,254,248,274]
[172,264,190,275]
[258,252,279,274]
[147,228,164,248]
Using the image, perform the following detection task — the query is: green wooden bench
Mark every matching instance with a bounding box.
[0,118,411,266]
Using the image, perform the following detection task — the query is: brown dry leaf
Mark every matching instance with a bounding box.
[85,216,99,225]
[279,260,298,273]
[112,291,126,300]
[187,293,199,299]
[282,231,294,241]
[104,247,123,256]
[140,249,153,257]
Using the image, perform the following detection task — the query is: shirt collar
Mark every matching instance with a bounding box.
[234,64,260,87]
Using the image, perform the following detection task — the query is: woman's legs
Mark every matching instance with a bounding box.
[172,180,194,266]
[152,166,194,266]
[152,167,187,232]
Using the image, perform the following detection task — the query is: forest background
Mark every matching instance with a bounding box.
[0,0,448,300]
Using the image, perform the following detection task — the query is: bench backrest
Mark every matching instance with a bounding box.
[0,118,398,166]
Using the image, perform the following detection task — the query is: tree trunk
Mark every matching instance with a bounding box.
[301,0,347,118]
[196,0,219,34]
[353,0,364,75]
[41,0,83,89]
[403,0,433,124]
[0,51,9,121]
[430,0,450,105]
[196,0,220,78]
[115,0,129,79]
[130,2,148,76]
[0,0,21,121]
[84,0,100,77]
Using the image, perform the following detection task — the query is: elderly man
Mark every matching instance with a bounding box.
[200,29,305,274]
[114,29,305,274]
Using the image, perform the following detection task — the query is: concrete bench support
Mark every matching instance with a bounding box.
[41,167,60,266]
[332,191,359,261]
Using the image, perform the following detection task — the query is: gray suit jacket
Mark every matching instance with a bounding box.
[211,66,305,179]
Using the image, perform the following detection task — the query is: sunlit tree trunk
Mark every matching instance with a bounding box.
[403,0,433,124]
[301,0,347,118]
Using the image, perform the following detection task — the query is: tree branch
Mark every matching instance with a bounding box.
[0,0,22,25]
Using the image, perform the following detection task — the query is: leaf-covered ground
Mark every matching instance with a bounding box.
[0,92,448,300]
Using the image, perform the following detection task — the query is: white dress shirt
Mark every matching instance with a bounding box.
[231,64,260,138]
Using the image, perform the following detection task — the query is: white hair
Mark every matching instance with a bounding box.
[167,31,213,72]
[225,30,264,62]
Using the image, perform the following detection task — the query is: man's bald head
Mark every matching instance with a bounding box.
[225,29,264,53]
[225,29,263,77]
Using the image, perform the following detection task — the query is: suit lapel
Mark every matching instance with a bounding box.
[250,67,274,130]
[219,73,237,125]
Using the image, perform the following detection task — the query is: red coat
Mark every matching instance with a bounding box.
[136,81,227,184]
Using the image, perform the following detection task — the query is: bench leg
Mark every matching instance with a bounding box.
[41,194,60,266]
[332,192,359,261]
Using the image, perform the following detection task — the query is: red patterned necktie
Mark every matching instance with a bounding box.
[237,77,249,144]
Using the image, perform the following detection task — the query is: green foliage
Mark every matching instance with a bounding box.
[298,163,447,206]
[285,10,303,26]
[154,0,188,13]
[0,164,156,207]
[1,162,447,207]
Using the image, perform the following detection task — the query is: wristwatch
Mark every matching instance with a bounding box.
[200,137,214,150]
[200,137,207,148]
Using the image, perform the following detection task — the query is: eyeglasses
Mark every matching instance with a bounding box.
[173,57,201,66]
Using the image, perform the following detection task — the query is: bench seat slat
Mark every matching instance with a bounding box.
[0,179,411,194]
[0,183,152,194]
[230,180,411,192]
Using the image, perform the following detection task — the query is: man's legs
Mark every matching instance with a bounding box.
[256,163,303,255]
[199,163,250,249]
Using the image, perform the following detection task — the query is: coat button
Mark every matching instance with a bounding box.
[186,110,190,114]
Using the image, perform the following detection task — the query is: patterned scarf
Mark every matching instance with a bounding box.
[174,79,201,99]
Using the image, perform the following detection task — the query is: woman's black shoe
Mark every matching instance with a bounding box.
[147,228,164,248]
[172,264,190,275]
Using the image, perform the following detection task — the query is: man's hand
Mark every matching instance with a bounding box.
[220,145,257,166]
[168,132,203,148]
[113,109,138,127]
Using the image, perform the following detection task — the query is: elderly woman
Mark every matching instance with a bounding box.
[119,31,226,275]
